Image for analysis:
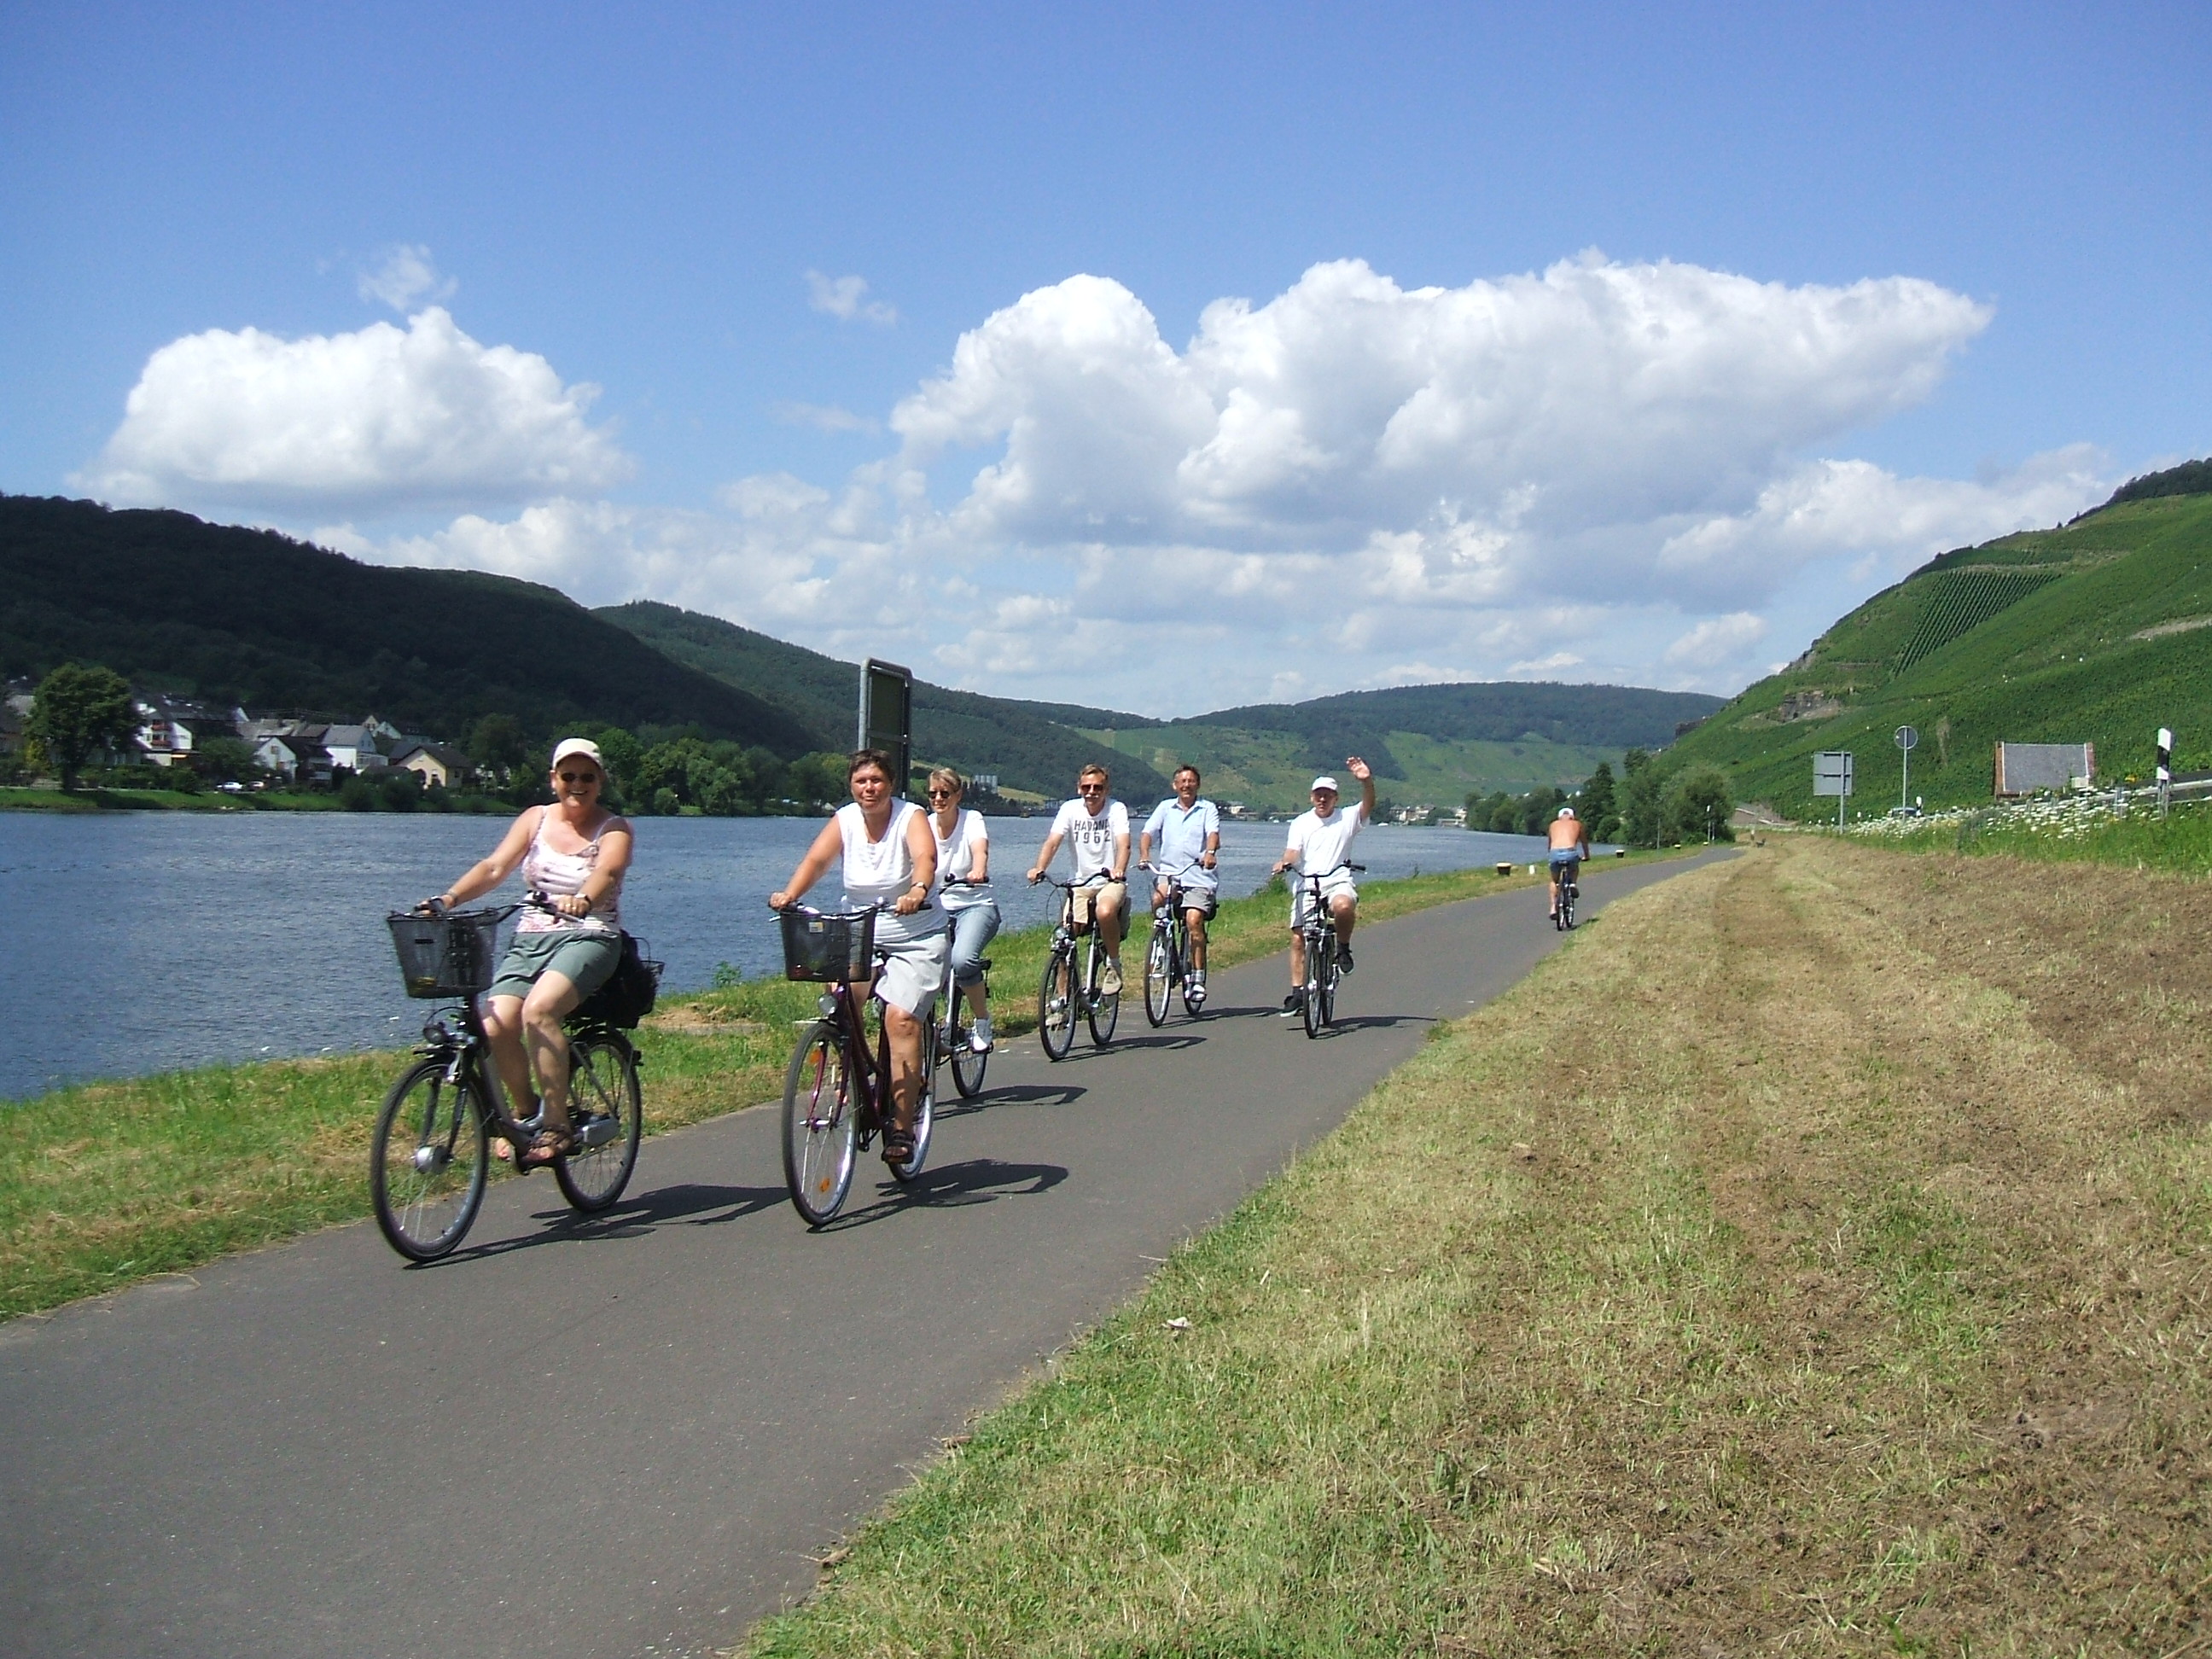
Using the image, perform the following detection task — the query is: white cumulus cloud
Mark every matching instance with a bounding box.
[806,271,898,325]
[78,307,632,515]
[357,244,455,312]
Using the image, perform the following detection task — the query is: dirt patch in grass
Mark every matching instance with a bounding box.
[747,838,2212,1656]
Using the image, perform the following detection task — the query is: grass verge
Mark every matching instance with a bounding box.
[1860,795,2212,876]
[744,838,2212,1655]
[3,853,1682,1321]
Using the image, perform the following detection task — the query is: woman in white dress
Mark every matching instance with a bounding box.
[770,749,947,1163]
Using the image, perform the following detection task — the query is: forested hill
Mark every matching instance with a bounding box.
[597,600,1172,799]
[1664,463,2212,817]
[0,497,815,753]
[1171,682,1725,765]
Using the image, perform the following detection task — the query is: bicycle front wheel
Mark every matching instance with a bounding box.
[1301,928,1328,1039]
[556,1036,643,1214]
[1086,940,1120,1047]
[783,1021,857,1225]
[370,1058,489,1261]
[888,1022,934,1184]
[948,999,989,1097]
[1143,926,1173,1027]
[1039,948,1078,1062]
[1318,939,1339,1027]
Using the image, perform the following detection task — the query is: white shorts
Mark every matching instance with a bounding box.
[1289,874,1358,929]
[870,930,950,1017]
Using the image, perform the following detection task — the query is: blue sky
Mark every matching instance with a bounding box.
[4,2,2207,713]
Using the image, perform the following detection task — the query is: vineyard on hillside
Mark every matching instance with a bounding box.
[1893,567,2061,672]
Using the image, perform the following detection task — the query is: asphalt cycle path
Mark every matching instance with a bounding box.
[2,851,1731,1659]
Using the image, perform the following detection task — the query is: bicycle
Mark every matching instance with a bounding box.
[777,905,940,1226]
[1552,861,1580,931]
[371,901,649,1262]
[1292,860,1364,1039]
[934,878,993,1099]
[1037,875,1122,1061]
[1139,861,1208,1027]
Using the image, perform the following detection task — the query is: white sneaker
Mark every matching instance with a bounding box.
[1100,958,1124,995]
[969,1016,993,1052]
[1187,975,1207,1006]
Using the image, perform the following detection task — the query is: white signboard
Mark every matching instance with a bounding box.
[1813,751,1854,797]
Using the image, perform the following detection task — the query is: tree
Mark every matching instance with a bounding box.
[29,662,137,790]
[1620,748,1667,847]
[1580,760,1617,826]
[1660,765,1735,845]
[469,713,529,782]
[193,734,259,783]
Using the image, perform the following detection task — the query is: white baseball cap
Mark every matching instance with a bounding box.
[550,737,605,772]
[1557,806,1576,818]
[1311,775,1339,793]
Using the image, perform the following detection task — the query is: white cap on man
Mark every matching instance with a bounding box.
[1311,775,1339,794]
[1557,806,1576,818]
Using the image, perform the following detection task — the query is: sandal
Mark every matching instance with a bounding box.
[493,1095,543,1164]
[517,1126,575,1169]
[881,1127,917,1165]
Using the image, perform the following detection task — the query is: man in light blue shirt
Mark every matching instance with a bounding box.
[1138,765,1223,1006]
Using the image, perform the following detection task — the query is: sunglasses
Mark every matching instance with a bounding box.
[927,788,958,799]
[556,770,601,784]
[1078,785,1105,795]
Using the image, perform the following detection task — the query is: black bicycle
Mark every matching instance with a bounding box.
[371,902,650,1261]
[1038,875,1122,1061]
[934,879,993,1099]
[1552,860,1580,931]
[777,905,939,1225]
[1293,860,1364,1039]
[1140,861,1208,1027]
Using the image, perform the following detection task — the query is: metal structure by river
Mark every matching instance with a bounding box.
[3,810,1563,1101]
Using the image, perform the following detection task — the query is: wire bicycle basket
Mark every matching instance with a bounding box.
[778,907,878,983]
[386,907,510,999]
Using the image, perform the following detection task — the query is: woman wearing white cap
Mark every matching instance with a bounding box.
[424,737,634,1167]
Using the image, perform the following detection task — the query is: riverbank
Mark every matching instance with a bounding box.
[742,837,2212,1655]
[0,784,342,812]
[1,852,1681,1321]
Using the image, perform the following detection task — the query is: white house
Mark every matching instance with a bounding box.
[321,725,386,773]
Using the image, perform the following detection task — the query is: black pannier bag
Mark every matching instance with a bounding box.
[575,931,662,1028]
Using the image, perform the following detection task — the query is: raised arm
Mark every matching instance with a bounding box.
[894,807,937,915]
[1347,756,1377,822]
[429,806,540,910]
[770,817,845,911]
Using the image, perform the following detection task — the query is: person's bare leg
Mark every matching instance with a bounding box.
[1331,894,1357,947]
[882,1003,923,1133]
[1288,926,1306,993]
[521,973,581,1132]
[1187,911,1208,974]
[481,996,533,1112]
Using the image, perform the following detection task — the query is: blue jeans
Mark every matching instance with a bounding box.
[946,899,1001,989]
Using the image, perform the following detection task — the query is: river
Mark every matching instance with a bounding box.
[4,809,1563,1100]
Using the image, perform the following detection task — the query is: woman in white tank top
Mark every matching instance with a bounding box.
[770,749,949,1163]
[427,737,634,1167]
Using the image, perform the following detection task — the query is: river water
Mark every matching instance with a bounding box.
[4,810,1560,1100]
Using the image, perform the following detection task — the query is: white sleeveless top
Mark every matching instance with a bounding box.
[931,807,992,912]
[836,799,942,943]
[516,806,623,934]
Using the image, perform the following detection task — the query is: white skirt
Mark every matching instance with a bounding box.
[871,929,951,1016]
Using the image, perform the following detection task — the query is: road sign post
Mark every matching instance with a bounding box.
[858,658,914,797]
[2158,726,2174,818]
[1813,751,1854,829]
[1895,725,1918,812]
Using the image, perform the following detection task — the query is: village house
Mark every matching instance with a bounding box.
[388,740,474,789]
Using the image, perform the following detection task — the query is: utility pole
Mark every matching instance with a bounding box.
[1895,725,1918,812]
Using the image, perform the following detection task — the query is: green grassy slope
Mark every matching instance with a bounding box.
[1668,492,2212,817]
[0,497,817,754]
[598,600,1171,800]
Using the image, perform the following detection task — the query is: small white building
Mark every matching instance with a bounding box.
[321,725,387,773]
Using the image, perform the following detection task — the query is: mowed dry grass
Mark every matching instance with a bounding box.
[748,838,2212,1656]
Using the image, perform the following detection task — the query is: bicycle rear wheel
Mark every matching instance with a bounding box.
[1563,882,1578,929]
[1318,939,1339,1027]
[1086,939,1120,1047]
[556,1035,642,1214]
[1039,947,1078,1062]
[370,1058,489,1261]
[783,1020,857,1225]
[1143,925,1173,1027]
[948,998,988,1097]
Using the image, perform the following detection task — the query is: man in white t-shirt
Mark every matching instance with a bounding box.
[1138,765,1223,1005]
[1027,763,1132,993]
[1271,757,1377,1013]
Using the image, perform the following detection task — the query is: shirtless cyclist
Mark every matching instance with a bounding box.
[1547,806,1591,920]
